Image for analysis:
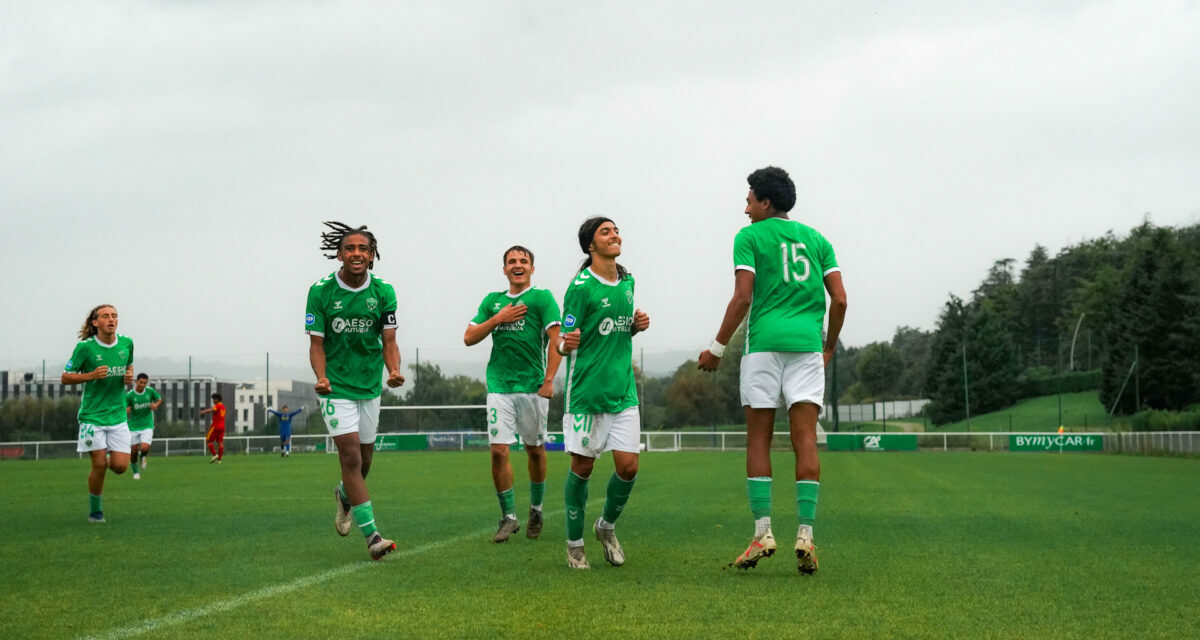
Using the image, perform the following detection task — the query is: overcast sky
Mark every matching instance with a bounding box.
[2,0,1198,375]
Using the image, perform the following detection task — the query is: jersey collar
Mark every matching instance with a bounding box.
[587,267,621,286]
[335,271,371,292]
[93,335,118,348]
[506,285,533,298]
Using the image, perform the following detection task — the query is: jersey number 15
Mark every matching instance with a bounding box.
[780,242,811,283]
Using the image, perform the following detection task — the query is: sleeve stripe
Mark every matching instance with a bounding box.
[306,330,325,337]
[735,265,756,273]
[823,266,841,276]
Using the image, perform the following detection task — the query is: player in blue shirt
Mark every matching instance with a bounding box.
[268,405,305,457]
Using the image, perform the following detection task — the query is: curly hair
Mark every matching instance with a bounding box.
[746,166,796,213]
[77,304,116,340]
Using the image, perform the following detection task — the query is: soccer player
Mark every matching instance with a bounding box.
[698,166,847,575]
[307,221,404,561]
[125,373,162,479]
[464,245,563,543]
[61,304,135,523]
[199,393,227,463]
[267,405,305,457]
[557,217,650,569]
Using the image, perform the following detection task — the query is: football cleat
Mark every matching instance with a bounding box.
[566,544,590,569]
[368,534,396,560]
[593,519,625,567]
[526,508,543,539]
[209,455,219,464]
[493,517,520,543]
[795,533,819,575]
[133,473,141,480]
[334,488,353,537]
[139,457,147,469]
[88,512,106,523]
[729,531,777,570]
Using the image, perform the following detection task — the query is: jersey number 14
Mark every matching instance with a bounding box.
[780,242,811,283]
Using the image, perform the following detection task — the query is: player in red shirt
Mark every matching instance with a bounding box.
[200,393,227,463]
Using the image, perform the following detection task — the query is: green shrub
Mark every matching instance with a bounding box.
[1130,409,1200,432]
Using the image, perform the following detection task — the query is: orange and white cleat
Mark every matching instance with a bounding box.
[729,531,776,570]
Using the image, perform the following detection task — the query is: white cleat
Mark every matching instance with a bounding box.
[133,473,140,480]
[566,544,590,569]
[368,534,396,560]
[593,519,625,567]
[796,533,819,575]
[334,489,353,537]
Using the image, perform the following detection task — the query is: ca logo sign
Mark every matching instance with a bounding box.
[864,435,882,450]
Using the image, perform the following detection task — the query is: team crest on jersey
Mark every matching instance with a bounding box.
[306,313,315,326]
[625,290,634,303]
[118,350,128,360]
[564,314,576,329]
[366,297,378,311]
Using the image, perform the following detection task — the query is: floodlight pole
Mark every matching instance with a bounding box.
[962,336,971,429]
[1068,313,1086,371]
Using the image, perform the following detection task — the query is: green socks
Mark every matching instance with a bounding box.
[89,493,102,513]
[497,488,516,517]
[351,501,378,538]
[564,471,589,541]
[797,480,819,527]
[601,473,636,524]
[748,477,772,520]
[530,481,546,509]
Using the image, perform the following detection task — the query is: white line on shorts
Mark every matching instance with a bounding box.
[79,511,562,640]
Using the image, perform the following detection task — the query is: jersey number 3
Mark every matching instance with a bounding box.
[780,242,811,283]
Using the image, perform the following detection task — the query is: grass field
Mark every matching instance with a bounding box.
[3,450,1198,639]
[931,391,1115,432]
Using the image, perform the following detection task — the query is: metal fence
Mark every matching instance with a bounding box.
[3,431,1197,460]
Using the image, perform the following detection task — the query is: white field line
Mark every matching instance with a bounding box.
[80,511,562,640]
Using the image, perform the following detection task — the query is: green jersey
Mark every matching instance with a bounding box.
[305,271,398,400]
[126,387,161,430]
[471,287,562,394]
[65,335,134,426]
[561,268,639,414]
[733,217,839,354]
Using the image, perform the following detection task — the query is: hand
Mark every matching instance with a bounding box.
[91,365,109,380]
[823,349,834,367]
[560,329,581,354]
[633,309,650,333]
[493,302,527,325]
[537,379,554,399]
[123,368,134,385]
[698,350,721,372]
[386,370,406,388]
[314,377,332,395]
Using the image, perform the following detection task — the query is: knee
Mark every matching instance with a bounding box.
[616,460,639,480]
[110,461,128,474]
[490,447,510,467]
[570,456,595,478]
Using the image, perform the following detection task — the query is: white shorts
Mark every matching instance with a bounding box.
[487,393,548,447]
[77,422,131,453]
[740,351,825,410]
[320,397,380,445]
[129,428,154,447]
[562,406,641,457]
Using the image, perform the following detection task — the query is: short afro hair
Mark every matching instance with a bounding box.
[747,166,796,213]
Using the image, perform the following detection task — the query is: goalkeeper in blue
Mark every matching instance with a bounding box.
[268,405,305,457]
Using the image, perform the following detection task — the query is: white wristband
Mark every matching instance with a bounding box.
[709,340,727,358]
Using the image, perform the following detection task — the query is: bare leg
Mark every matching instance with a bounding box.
[745,407,776,477]
[788,402,820,481]
[490,444,514,491]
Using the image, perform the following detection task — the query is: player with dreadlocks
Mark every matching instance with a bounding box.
[62,304,135,523]
[306,221,404,560]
